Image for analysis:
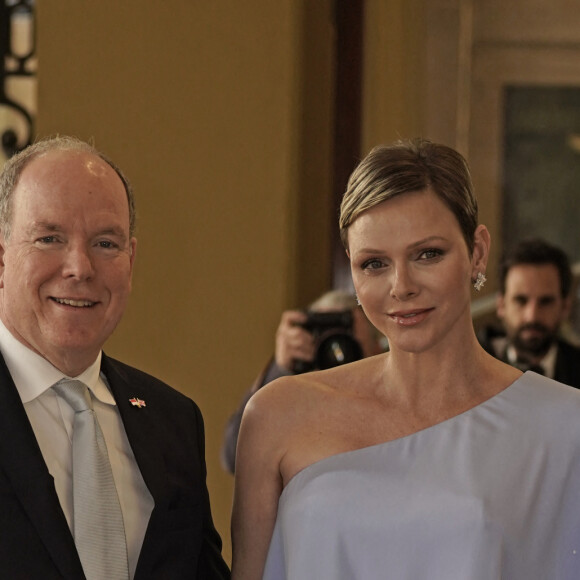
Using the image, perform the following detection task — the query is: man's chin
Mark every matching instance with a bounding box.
[514,337,552,359]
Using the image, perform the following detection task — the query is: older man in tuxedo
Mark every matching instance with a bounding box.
[0,136,230,579]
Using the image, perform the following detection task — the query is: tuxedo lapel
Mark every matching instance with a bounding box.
[102,356,172,578]
[0,355,85,579]
[101,355,166,502]
[100,355,230,580]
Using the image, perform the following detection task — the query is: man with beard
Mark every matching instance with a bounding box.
[479,237,580,388]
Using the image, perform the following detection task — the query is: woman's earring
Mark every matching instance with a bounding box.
[473,272,487,292]
[355,294,361,306]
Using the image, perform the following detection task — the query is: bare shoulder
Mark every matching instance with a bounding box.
[238,354,388,485]
[242,372,335,432]
[237,374,321,456]
[246,353,385,416]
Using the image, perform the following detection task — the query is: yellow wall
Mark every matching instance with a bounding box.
[30,0,580,566]
[362,0,425,151]
[36,1,334,563]
[39,0,544,566]
[33,0,478,567]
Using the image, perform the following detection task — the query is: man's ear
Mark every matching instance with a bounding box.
[129,237,137,270]
[562,294,573,321]
[0,234,7,289]
[127,237,137,291]
[496,292,506,320]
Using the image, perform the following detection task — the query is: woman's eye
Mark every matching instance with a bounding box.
[419,248,443,260]
[361,259,384,270]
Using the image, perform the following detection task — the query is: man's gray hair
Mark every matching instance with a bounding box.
[0,135,136,239]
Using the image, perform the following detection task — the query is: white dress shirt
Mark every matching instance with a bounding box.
[0,320,154,579]
[506,342,557,378]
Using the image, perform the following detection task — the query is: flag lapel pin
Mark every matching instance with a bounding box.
[129,397,146,408]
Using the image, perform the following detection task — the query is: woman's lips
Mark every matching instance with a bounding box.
[388,308,434,326]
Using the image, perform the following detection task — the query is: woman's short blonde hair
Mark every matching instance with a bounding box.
[339,138,478,254]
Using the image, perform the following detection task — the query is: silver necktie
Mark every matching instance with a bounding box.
[53,379,129,580]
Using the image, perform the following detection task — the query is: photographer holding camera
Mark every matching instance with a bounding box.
[221,290,385,474]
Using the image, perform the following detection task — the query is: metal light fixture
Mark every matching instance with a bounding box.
[0,0,35,160]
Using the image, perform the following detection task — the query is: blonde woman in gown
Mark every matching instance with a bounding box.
[231,139,580,580]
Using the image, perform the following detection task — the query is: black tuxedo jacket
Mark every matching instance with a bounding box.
[0,352,230,579]
[478,326,580,390]
[552,339,580,389]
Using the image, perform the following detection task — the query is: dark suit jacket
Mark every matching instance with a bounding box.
[478,326,580,389]
[0,352,231,579]
[551,339,580,389]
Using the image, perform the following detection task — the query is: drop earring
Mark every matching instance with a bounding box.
[355,294,361,306]
[473,272,487,292]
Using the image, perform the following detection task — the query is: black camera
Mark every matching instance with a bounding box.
[293,309,363,373]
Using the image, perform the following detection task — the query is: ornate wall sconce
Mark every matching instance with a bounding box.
[0,0,35,160]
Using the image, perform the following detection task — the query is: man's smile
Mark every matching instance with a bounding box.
[51,297,96,307]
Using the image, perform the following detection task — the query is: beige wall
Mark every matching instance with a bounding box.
[363,0,580,296]
[362,0,425,151]
[469,0,580,290]
[32,0,580,567]
[36,1,334,563]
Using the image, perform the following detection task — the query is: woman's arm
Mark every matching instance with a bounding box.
[231,384,287,580]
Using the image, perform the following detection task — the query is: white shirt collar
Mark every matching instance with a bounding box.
[506,341,558,378]
[0,319,115,405]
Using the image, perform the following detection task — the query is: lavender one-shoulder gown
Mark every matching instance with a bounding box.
[263,372,580,579]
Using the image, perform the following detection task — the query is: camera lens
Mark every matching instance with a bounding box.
[315,333,363,369]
